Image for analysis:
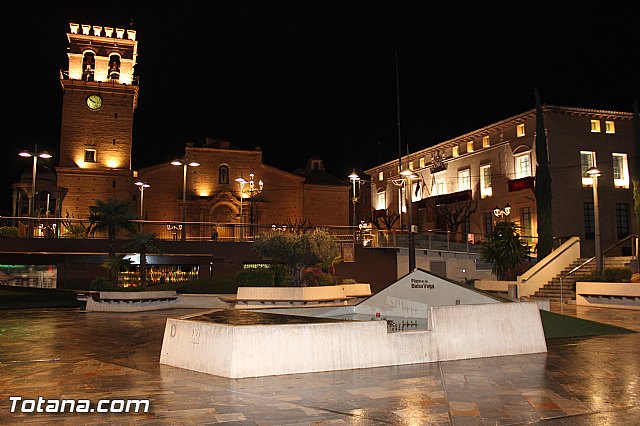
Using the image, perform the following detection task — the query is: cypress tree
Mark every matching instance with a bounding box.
[632,100,640,236]
[534,88,554,259]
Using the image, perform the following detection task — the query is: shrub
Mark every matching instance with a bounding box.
[122,285,144,292]
[90,277,115,291]
[253,229,340,286]
[585,267,632,283]
[270,264,291,287]
[342,278,357,284]
[0,226,18,237]
[236,267,276,287]
[503,261,534,281]
[480,221,529,280]
[302,267,335,286]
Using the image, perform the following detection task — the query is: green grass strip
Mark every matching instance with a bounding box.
[540,309,635,339]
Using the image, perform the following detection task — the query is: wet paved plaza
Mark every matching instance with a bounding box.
[0,304,639,425]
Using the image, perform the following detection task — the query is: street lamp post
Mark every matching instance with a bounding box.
[398,169,417,271]
[171,158,200,240]
[348,171,360,226]
[586,167,602,273]
[19,145,52,237]
[134,181,150,230]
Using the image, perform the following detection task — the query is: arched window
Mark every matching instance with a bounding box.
[219,165,229,184]
[108,54,121,80]
[82,52,95,81]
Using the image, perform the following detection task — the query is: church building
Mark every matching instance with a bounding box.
[46,23,349,235]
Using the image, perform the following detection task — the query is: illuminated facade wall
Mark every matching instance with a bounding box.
[57,23,138,218]
[366,105,635,257]
[139,143,348,228]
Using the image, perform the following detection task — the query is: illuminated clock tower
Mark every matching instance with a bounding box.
[57,23,139,218]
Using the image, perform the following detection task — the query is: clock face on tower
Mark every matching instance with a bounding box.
[86,94,103,110]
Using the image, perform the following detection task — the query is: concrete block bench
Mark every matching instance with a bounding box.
[576,282,640,310]
[234,284,370,309]
[86,291,179,312]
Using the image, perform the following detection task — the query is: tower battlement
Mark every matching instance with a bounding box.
[69,23,136,40]
[65,23,138,85]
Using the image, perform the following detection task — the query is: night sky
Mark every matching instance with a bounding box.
[2,1,640,215]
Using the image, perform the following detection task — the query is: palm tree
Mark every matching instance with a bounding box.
[480,221,530,280]
[88,199,137,258]
[125,233,161,290]
[102,255,132,287]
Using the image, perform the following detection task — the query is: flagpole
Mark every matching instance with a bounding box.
[396,51,404,230]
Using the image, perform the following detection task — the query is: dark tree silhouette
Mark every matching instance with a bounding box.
[534,88,554,259]
[87,199,137,258]
[125,233,161,290]
[633,100,640,238]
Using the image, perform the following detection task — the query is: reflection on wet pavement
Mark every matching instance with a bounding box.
[0,305,638,424]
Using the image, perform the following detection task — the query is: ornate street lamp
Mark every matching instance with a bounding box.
[171,158,200,240]
[493,203,511,219]
[236,172,263,240]
[586,166,602,273]
[19,145,52,237]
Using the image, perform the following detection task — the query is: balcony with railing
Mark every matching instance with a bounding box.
[60,70,140,86]
[508,176,535,192]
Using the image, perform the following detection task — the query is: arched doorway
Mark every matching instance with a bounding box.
[209,198,240,241]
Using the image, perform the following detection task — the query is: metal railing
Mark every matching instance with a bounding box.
[0,216,358,243]
[372,230,486,254]
[59,70,140,86]
[0,216,538,257]
[558,234,638,309]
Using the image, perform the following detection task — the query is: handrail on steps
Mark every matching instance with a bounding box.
[561,234,638,281]
[558,234,638,310]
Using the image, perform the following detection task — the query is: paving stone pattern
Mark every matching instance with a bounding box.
[0,305,639,425]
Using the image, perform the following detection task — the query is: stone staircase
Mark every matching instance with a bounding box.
[531,256,635,302]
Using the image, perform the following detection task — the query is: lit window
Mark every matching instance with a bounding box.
[467,141,474,153]
[419,157,425,168]
[580,151,596,186]
[378,171,384,181]
[616,203,630,239]
[409,161,414,170]
[521,207,532,242]
[480,164,492,198]
[452,146,459,157]
[590,120,601,133]
[482,136,490,148]
[584,202,594,239]
[433,172,446,195]
[376,188,386,210]
[516,124,525,137]
[484,212,493,235]
[84,149,96,163]
[458,169,471,191]
[514,153,531,179]
[218,164,229,184]
[605,121,615,134]
[612,153,629,188]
